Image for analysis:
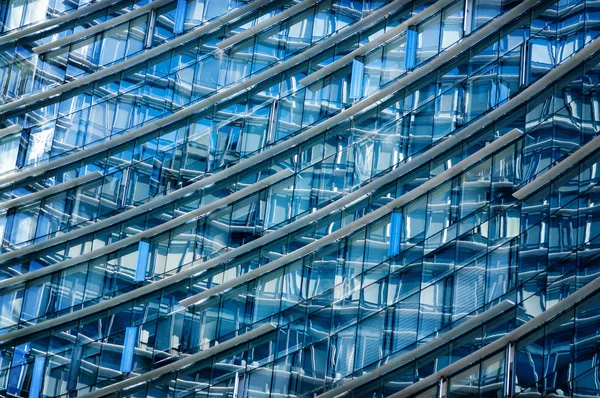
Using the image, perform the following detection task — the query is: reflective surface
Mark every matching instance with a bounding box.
[0,0,599,397]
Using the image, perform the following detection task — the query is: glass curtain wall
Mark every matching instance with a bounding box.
[0,0,598,397]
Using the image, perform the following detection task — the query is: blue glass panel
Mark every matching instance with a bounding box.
[4,0,600,395]
[7,343,31,396]
[0,133,20,173]
[22,261,43,321]
[229,126,240,146]
[405,28,418,69]
[2,208,15,243]
[497,78,510,103]
[389,212,402,256]
[15,129,30,169]
[29,356,45,398]
[205,0,227,19]
[67,347,82,392]
[525,152,541,181]
[350,59,365,100]
[120,327,138,373]
[135,241,150,282]
[490,80,498,108]
[149,159,161,196]
[208,129,218,171]
[174,0,187,34]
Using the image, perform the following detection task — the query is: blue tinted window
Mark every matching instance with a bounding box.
[29,356,45,398]
[21,261,43,321]
[15,129,30,168]
[7,343,31,396]
[389,212,402,256]
[135,241,150,282]
[405,28,417,69]
[174,0,187,34]
[67,347,82,392]
[350,59,365,100]
[120,327,138,373]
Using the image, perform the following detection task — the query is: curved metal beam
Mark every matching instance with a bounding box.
[33,0,173,54]
[0,0,126,45]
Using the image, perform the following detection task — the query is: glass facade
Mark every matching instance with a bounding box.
[0,0,599,396]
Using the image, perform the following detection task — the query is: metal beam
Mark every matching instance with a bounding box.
[179,129,523,307]
[33,0,173,54]
[0,0,126,46]
[0,126,520,345]
[0,171,102,211]
[0,0,415,261]
[216,0,320,50]
[0,125,21,139]
[78,323,277,398]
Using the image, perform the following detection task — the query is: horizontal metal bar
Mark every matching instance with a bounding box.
[0,0,413,189]
[0,125,21,138]
[391,267,600,397]
[513,133,600,200]
[317,301,515,398]
[179,129,523,307]
[0,171,102,211]
[0,0,593,343]
[33,0,172,54]
[216,0,320,50]
[0,169,292,289]
[78,323,277,398]
[299,0,455,87]
[0,0,126,45]
[0,0,275,117]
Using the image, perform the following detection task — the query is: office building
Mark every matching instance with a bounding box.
[0,0,598,396]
